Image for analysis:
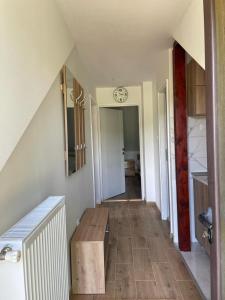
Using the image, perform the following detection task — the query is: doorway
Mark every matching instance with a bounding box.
[100,106,142,201]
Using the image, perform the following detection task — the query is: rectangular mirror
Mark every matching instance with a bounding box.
[61,66,86,176]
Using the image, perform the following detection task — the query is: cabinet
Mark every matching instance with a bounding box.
[187,59,206,116]
[193,177,210,255]
[71,208,109,294]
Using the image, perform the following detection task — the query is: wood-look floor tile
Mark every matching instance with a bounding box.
[116,263,134,279]
[152,262,177,299]
[94,281,115,300]
[115,264,136,298]
[93,298,114,300]
[97,202,201,300]
[131,219,150,238]
[106,239,117,281]
[117,237,133,263]
[70,296,93,300]
[167,249,192,281]
[106,258,116,281]
[131,236,148,249]
[116,278,137,299]
[136,281,164,299]
[148,237,168,262]
[129,204,146,216]
[176,280,202,300]
[133,249,154,280]
[116,217,132,236]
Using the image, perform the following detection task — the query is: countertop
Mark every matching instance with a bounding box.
[192,172,208,185]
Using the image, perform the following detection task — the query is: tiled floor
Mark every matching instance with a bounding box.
[181,243,210,300]
[71,202,202,300]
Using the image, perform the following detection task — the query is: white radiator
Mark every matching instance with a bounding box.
[0,196,69,300]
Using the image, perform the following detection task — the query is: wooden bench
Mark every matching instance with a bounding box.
[71,208,109,294]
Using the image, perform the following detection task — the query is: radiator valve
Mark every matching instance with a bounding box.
[0,246,21,263]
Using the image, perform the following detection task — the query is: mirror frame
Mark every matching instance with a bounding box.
[61,65,86,176]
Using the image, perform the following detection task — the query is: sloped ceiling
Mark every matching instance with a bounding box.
[56,0,192,87]
[0,0,74,172]
[173,0,205,69]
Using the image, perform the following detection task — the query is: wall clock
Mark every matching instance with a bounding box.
[113,86,128,103]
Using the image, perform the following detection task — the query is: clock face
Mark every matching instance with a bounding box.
[113,87,128,103]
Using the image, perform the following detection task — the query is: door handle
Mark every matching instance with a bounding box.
[199,208,213,244]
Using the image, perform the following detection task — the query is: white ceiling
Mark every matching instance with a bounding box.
[56,0,191,87]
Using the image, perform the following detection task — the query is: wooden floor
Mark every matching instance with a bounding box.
[107,176,141,201]
[71,202,202,300]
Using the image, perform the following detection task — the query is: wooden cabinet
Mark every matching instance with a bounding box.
[71,208,109,294]
[187,59,206,116]
[193,177,210,255]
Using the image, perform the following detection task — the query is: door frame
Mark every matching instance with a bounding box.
[204,1,222,298]
[96,103,145,202]
[158,86,170,220]
[158,80,174,236]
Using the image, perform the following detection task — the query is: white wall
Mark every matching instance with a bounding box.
[0,0,74,172]
[142,82,157,202]
[156,50,170,91]
[173,0,205,69]
[0,49,95,247]
[152,81,161,209]
[96,86,142,107]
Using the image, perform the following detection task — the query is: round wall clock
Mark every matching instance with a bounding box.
[113,86,128,103]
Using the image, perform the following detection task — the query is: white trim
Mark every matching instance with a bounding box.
[165,79,175,238]
[157,81,174,229]
[158,89,168,219]
[89,95,96,207]
[91,104,103,204]
[156,49,178,243]
[168,48,178,243]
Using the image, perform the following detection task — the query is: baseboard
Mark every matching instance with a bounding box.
[101,198,143,203]
[144,200,157,207]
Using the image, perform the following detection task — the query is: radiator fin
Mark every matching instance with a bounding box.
[0,196,69,300]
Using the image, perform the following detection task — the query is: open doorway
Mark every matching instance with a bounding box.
[100,106,142,201]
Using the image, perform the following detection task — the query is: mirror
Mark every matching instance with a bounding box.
[61,66,86,176]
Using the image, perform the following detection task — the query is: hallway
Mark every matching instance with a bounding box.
[71,202,202,300]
